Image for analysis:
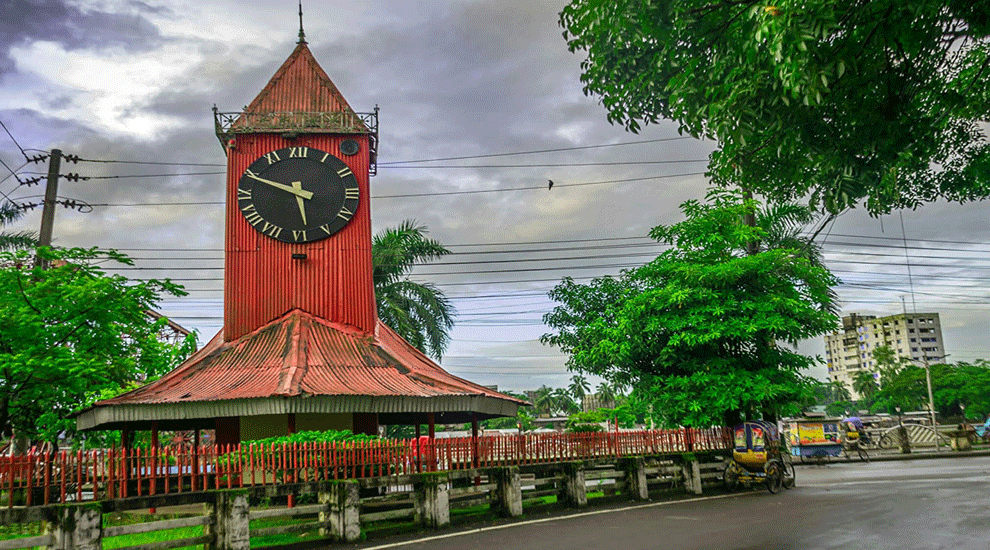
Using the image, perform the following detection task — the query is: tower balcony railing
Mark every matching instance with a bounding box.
[213,107,379,175]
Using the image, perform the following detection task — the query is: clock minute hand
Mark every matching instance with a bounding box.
[246,172,314,200]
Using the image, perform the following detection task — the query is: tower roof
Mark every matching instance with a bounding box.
[246,42,357,116]
[217,42,372,137]
[76,310,526,430]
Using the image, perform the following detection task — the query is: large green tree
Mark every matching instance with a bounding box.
[372,221,455,360]
[872,359,990,419]
[542,191,839,426]
[560,0,990,214]
[0,247,195,445]
[0,201,35,251]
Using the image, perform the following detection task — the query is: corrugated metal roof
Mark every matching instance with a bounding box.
[231,41,370,134]
[93,309,524,407]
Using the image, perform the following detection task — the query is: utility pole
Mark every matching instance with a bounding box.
[35,149,61,267]
[921,352,943,452]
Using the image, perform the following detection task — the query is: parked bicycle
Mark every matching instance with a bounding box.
[840,418,870,462]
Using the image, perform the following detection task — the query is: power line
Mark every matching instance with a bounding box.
[76,158,225,167]
[81,171,707,206]
[382,159,707,168]
[0,120,28,161]
[379,136,696,164]
[67,136,696,168]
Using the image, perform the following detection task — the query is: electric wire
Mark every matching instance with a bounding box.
[0,120,28,161]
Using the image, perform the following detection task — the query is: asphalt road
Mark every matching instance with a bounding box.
[349,456,990,550]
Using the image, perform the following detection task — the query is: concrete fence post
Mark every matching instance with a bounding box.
[559,462,587,507]
[50,504,102,550]
[207,491,250,550]
[680,456,702,495]
[413,473,450,528]
[620,457,649,501]
[491,467,523,517]
[319,480,361,542]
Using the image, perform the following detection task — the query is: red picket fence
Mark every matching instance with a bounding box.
[0,427,730,507]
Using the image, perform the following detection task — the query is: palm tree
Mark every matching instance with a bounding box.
[595,382,616,408]
[568,374,590,409]
[552,387,579,416]
[754,201,839,314]
[827,380,852,404]
[372,221,454,360]
[533,385,555,417]
[0,201,35,251]
[852,370,880,405]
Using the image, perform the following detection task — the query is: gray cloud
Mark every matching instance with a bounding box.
[0,0,166,78]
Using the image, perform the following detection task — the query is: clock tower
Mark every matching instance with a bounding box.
[215,35,379,341]
[76,28,525,444]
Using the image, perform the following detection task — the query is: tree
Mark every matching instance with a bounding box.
[568,374,591,407]
[552,387,580,416]
[533,385,556,417]
[372,221,455,360]
[873,359,990,418]
[560,1,990,214]
[754,202,839,313]
[482,391,536,431]
[0,247,195,445]
[0,201,35,251]
[594,381,617,407]
[852,370,880,405]
[542,190,839,426]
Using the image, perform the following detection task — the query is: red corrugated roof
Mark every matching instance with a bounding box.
[239,41,367,127]
[98,309,523,406]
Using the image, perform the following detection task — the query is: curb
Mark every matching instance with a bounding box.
[794,448,990,465]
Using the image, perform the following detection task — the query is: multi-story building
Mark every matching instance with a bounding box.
[824,312,945,398]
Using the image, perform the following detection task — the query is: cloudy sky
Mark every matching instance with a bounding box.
[2,0,989,393]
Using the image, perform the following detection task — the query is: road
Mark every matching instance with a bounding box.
[350,456,990,550]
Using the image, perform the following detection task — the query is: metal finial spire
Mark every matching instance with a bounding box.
[297,0,307,44]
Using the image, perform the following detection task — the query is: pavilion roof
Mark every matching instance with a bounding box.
[76,309,526,430]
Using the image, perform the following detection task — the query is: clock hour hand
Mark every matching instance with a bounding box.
[246,172,314,200]
[291,181,307,225]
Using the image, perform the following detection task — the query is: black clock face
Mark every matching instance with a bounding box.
[237,147,359,243]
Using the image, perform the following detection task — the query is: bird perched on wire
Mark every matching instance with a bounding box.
[548,179,554,190]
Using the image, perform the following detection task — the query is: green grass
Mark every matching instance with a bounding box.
[96,510,330,550]
[0,522,45,539]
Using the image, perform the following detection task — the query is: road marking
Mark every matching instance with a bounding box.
[359,493,752,550]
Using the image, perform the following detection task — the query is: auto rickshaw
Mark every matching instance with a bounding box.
[723,420,794,493]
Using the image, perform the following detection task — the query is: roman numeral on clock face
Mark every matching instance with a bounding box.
[344,187,359,200]
[241,203,263,226]
[261,222,282,239]
[289,146,309,158]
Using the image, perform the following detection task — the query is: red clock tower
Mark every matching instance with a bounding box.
[76,30,525,443]
[219,37,377,340]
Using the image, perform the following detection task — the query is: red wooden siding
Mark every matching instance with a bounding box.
[224,133,375,341]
